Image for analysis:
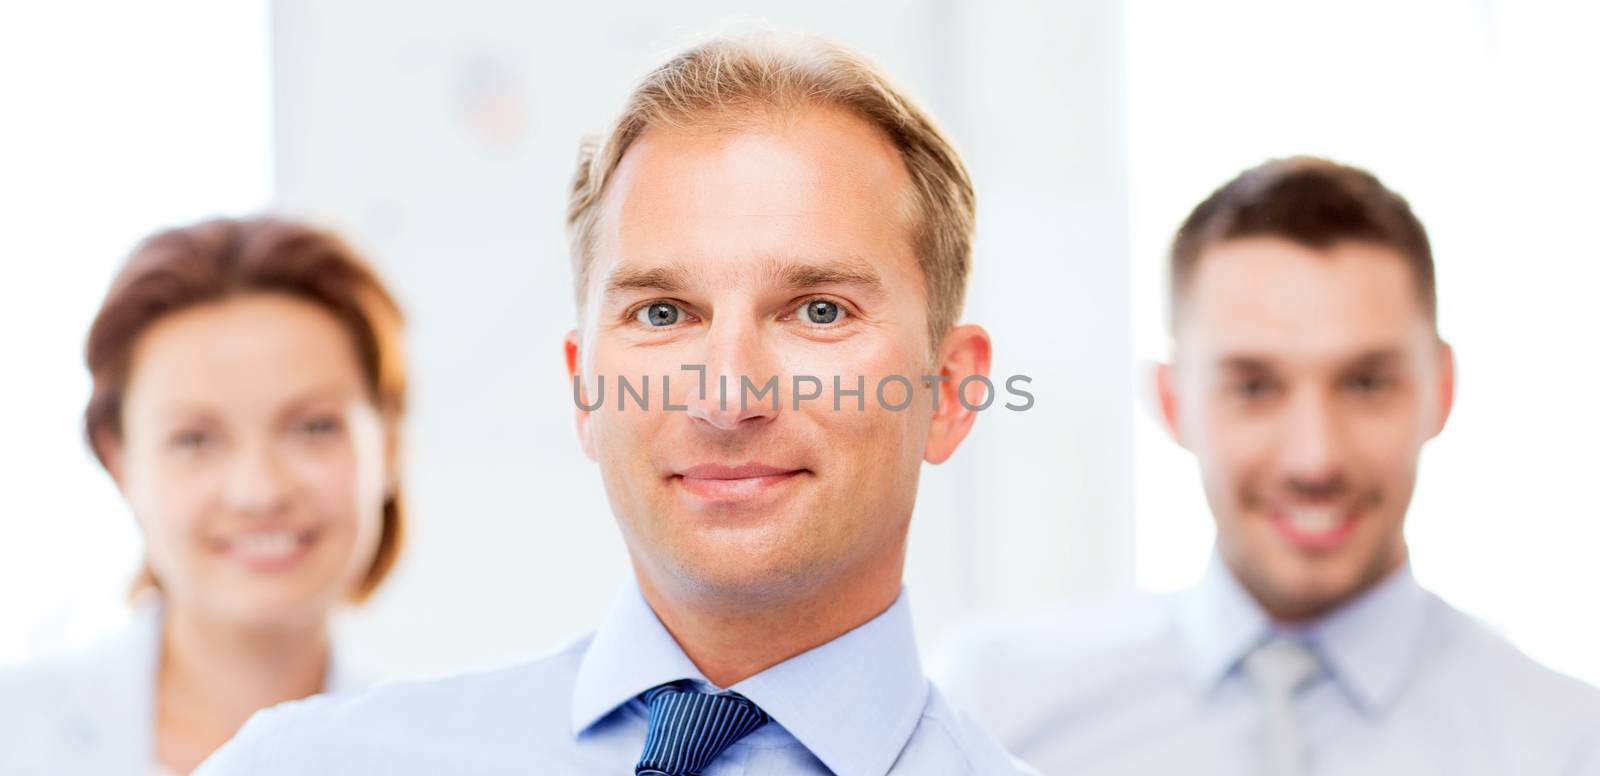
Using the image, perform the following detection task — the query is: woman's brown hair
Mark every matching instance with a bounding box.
[84,216,407,602]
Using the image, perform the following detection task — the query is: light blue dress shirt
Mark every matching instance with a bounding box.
[196,582,1035,775]
[935,557,1600,776]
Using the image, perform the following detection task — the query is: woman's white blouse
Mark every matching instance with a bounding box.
[0,597,366,776]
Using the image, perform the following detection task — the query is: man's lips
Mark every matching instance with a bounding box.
[671,463,807,501]
[675,463,802,479]
[1267,504,1359,551]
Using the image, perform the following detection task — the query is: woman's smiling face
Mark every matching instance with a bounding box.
[111,293,392,627]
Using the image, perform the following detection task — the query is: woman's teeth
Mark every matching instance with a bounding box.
[233,531,305,559]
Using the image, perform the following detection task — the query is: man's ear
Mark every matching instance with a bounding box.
[923,324,992,465]
[1430,340,1456,439]
[1154,361,1189,450]
[565,329,597,460]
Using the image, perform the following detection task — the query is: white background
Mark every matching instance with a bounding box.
[0,1,275,659]
[1,0,1595,687]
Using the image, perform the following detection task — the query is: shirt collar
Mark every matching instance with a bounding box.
[1176,553,1434,713]
[1175,555,1273,692]
[570,581,708,736]
[1304,559,1433,712]
[570,579,929,776]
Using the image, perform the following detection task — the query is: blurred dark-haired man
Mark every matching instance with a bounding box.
[937,157,1600,776]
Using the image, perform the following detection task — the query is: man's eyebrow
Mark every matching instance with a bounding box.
[1218,355,1274,372]
[604,264,692,295]
[603,257,887,298]
[1344,348,1405,370]
[771,258,885,292]
[1216,348,1406,373]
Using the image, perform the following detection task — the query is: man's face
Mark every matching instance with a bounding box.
[1159,237,1453,621]
[567,107,985,605]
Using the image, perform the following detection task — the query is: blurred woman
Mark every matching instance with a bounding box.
[0,217,409,775]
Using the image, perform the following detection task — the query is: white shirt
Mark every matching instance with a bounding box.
[196,581,1036,775]
[0,596,366,776]
[935,557,1600,775]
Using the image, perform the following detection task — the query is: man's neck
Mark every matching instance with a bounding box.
[634,551,906,688]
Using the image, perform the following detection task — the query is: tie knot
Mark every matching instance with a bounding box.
[635,683,770,776]
[1243,637,1321,699]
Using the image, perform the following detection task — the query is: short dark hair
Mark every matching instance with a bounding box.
[1170,156,1436,329]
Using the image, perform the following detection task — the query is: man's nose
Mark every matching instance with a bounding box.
[1279,391,1348,490]
[682,316,781,431]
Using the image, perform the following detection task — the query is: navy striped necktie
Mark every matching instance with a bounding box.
[634,682,770,776]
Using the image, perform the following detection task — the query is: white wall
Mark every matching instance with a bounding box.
[0,0,272,664]
[268,0,1133,676]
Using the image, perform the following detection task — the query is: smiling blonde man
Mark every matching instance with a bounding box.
[197,33,1033,776]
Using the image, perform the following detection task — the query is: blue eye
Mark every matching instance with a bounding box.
[635,302,681,327]
[799,299,844,325]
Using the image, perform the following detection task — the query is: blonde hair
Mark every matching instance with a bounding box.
[566,32,976,346]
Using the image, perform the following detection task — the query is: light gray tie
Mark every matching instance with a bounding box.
[1242,637,1321,776]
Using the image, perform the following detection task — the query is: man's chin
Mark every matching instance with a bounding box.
[656,543,819,601]
[1247,553,1379,622]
